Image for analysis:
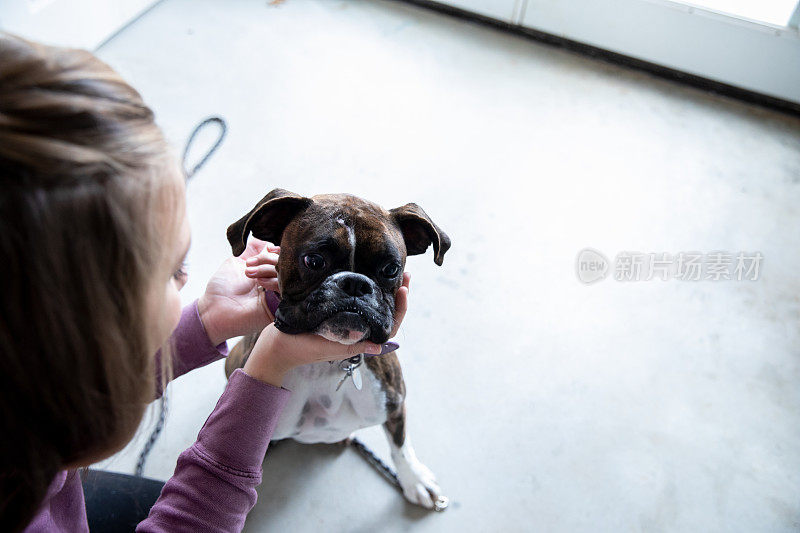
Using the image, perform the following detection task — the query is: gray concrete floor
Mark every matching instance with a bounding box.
[93,1,800,531]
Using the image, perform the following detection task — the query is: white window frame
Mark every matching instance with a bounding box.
[517,0,800,105]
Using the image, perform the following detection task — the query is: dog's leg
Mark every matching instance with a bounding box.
[384,402,444,509]
[224,333,259,379]
[366,352,445,509]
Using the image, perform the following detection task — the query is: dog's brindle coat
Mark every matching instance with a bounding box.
[224,189,450,509]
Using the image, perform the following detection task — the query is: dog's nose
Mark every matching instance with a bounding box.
[337,273,373,297]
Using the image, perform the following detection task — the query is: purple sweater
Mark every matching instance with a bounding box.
[24,301,291,532]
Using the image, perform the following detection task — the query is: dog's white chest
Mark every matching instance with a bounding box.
[272,360,388,443]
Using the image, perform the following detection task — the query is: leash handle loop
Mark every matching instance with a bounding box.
[182,116,227,180]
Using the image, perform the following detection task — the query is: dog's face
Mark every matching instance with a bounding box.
[227,189,450,345]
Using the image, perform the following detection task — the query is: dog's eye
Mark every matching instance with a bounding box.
[380,262,401,278]
[303,253,326,270]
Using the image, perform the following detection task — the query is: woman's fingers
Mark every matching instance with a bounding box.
[250,237,279,252]
[245,251,279,267]
[244,244,279,284]
[245,264,278,278]
[277,331,382,362]
[310,338,383,361]
[239,237,267,259]
[389,272,411,338]
[389,288,408,338]
[239,237,279,260]
[245,325,384,386]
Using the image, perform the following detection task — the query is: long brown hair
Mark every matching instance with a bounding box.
[0,34,180,531]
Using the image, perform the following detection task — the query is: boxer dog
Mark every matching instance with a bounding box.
[224,189,450,510]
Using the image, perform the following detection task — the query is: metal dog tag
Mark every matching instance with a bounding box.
[351,367,362,390]
[335,354,364,391]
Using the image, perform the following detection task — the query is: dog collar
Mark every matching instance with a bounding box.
[264,289,280,317]
[262,289,399,357]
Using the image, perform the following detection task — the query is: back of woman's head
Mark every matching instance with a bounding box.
[0,33,179,531]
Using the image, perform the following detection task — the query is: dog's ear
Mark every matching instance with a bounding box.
[227,188,313,256]
[390,203,451,266]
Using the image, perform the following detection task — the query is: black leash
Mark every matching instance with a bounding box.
[182,116,227,181]
[134,394,167,477]
[349,437,401,488]
[268,437,402,490]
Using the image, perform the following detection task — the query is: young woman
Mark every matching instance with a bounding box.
[0,33,409,532]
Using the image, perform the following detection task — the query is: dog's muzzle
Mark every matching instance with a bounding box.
[274,272,394,345]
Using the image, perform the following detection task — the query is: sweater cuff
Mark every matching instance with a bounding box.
[195,369,291,473]
[172,300,229,377]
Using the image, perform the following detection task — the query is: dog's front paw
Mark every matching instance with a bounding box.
[396,458,445,510]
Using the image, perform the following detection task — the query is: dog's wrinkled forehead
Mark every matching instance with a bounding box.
[289,194,407,263]
[314,194,405,248]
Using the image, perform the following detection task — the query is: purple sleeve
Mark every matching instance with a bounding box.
[154,300,229,397]
[137,369,291,532]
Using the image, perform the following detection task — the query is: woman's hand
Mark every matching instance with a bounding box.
[244,272,411,387]
[198,238,280,346]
